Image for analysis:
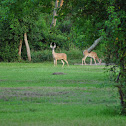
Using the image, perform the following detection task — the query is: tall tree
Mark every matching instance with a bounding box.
[102,2,126,113]
[0,0,52,61]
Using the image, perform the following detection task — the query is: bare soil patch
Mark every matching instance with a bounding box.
[52,72,66,75]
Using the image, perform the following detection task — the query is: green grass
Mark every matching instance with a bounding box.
[0,62,125,126]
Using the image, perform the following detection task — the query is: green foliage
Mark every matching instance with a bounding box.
[0,19,19,62]
[58,0,108,48]
[100,3,126,114]
[58,20,71,34]
[0,0,53,61]
[0,41,18,62]
[31,50,52,63]
[49,31,68,49]
[102,5,126,65]
[65,47,83,60]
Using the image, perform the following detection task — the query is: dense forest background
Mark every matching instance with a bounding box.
[0,0,126,114]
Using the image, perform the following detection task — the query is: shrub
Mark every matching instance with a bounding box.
[66,48,83,60]
[31,50,52,63]
[0,41,18,62]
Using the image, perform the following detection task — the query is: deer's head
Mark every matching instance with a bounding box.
[50,43,56,49]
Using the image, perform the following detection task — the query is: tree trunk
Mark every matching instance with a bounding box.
[50,0,58,27]
[24,33,31,61]
[59,0,64,7]
[87,36,103,53]
[116,71,126,114]
[18,39,22,60]
[50,0,64,28]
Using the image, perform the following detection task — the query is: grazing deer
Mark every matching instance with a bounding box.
[50,43,69,67]
[82,50,101,65]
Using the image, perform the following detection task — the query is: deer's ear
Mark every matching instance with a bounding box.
[50,43,53,48]
[54,43,56,48]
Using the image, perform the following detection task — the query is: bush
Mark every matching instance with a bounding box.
[0,41,18,62]
[31,50,52,63]
[66,48,83,60]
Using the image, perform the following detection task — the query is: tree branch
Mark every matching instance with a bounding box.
[87,36,103,53]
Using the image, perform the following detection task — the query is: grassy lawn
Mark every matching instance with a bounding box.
[0,62,125,126]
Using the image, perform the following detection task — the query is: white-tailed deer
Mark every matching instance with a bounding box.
[82,50,101,65]
[50,43,69,67]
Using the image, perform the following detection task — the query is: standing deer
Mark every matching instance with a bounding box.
[82,50,101,65]
[50,43,69,67]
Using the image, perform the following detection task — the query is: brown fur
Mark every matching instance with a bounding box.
[82,50,101,65]
[50,43,69,67]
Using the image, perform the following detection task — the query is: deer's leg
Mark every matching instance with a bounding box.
[93,57,97,65]
[82,57,86,65]
[61,60,64,67]
[99,59,102,64]
[55,59,57,65]
[82,58,84,65]
[64,60,69,66]
[97,57,101,64]
[90,58,92,65]
[83,56,87,65]
[54,59,56,66]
